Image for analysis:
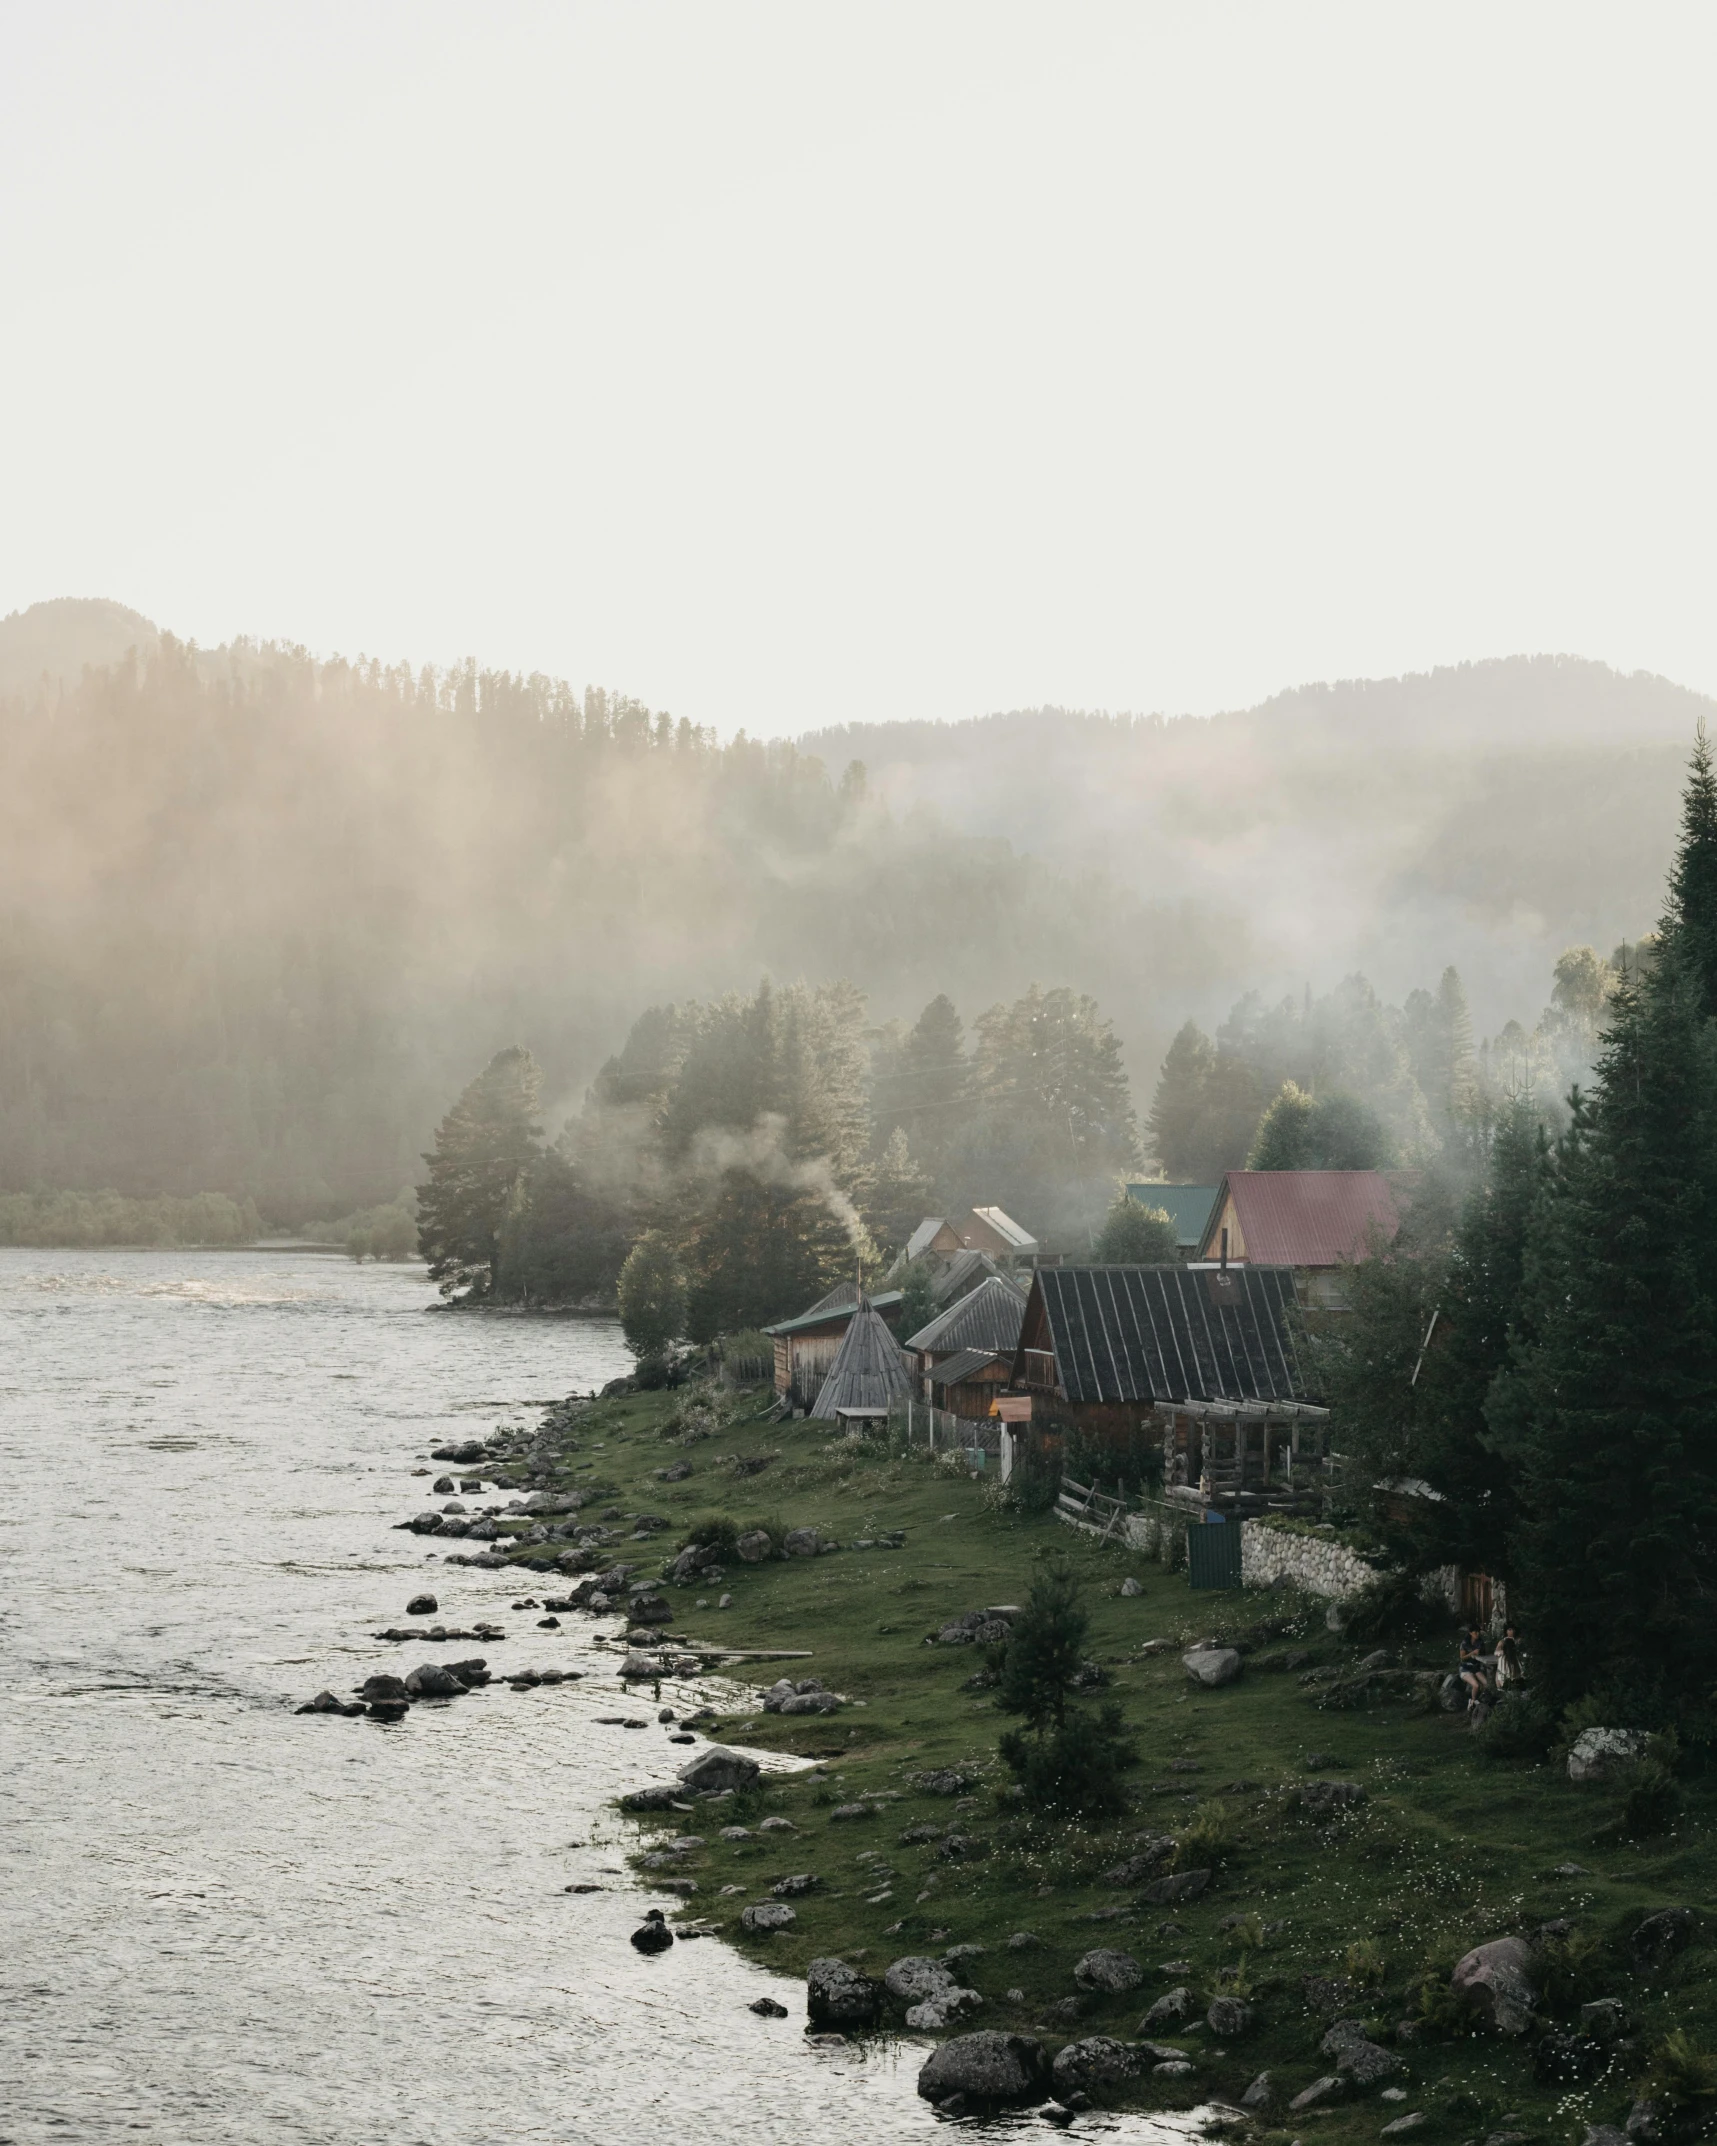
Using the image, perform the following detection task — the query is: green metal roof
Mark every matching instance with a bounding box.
[1124,1183,1220,1249]
[763,1289,903,1339]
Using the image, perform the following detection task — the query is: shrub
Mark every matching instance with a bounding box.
[1341,1569,1446,1645]
[1003,1441,1064,1513]
[679,1516,739,1557]
[1606,1757,1683,1839]
[1174,1800,1238,1867]
[1648,2030,1717,2111]
[1413,1950,1477,2037]
[1536,1926,1606,2011]
[1474,1686,1556,1763]
[1345,1937,1387,1987]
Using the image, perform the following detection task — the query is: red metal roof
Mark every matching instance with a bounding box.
[1209,1171,1400,1268]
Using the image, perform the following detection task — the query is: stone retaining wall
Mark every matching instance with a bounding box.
[1239,1521,1378,1600]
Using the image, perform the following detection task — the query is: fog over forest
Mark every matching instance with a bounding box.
[0,596,1701,1234]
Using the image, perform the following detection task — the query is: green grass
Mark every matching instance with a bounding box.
[486,1381,1717,2137]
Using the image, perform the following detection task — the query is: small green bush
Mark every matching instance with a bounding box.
[1345,1936,1387,1987]
[1341,1569,1446,1645]
[1606,1757,1683,1839]
[1414,1951,1477,2036]
[1537,1926,1607,2010]
[1004,1443,1064,1514]
[1474,1686,1556,1763]
[679,1515,739,1556]
[1648,2030,1717,2110]
[1175,1799,1238,1867]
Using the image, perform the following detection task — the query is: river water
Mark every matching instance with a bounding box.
[1,1248,1198,2145]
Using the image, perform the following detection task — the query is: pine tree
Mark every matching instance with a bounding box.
[865,1126,934,1257]
[967,984,1139,1230]
[1666,722,1717,1014]
[1488,733,1717,1720]
[416,1046,543,1299]
[876,994,968,1177]
[1318,1106,1545,1578]
[994,1559,1137,1817]
[1147,1022,1215,1177]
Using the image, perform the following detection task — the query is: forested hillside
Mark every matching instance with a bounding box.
[0,611,1224,1217]
[0,602,1695,1228]
[805,656,1706,1036]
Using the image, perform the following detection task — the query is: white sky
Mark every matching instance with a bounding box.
[3,3,1716,738]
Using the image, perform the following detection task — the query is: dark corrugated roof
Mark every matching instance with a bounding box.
[1023,1264,1303,1405]
[1204,1171,1399,1267]
[906,1275,1029,1355]
[764,1287,902,1339]
[931,1248,1009,1305]
[1124,1182,1219,1249]
[928,1347,1006,1388]
[809,1303,916,1417]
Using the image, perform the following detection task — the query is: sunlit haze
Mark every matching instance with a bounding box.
[6,3,1717,734]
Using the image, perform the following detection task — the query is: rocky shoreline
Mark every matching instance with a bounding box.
[285,1373,1714,2137]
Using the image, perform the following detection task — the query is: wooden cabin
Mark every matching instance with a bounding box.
[765,1284,904,1410]
[1196,1171,1400,1307]
[924,1347,1012,1420]
[808,1301,915,1423]
[1009,1262,1324,1514]
[903,1205,1039,1269]
[905,1273,1029,1385]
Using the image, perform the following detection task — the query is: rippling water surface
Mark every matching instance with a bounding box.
[2,1248,1196,2145]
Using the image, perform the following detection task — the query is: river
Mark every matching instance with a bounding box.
[1,1247,1198,2144]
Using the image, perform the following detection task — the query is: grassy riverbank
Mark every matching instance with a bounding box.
[480,1380,1716,2140]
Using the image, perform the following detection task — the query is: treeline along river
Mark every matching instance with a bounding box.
[0,1248,1195,2143]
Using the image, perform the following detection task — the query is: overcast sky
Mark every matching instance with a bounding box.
[4,4,1715,737]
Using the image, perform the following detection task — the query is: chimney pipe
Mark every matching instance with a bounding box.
[1220,1227,1229,1272]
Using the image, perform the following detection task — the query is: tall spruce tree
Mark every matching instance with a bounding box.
[1489,730,1717,1721]
[1318,1106,1545,1578]
[416,1046,543,1299]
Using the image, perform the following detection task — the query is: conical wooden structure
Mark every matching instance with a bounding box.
[809,1298,914,1419]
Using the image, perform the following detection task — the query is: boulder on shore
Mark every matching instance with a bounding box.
[358,1673,411,1703]
[806,1956,883,2028]
[296,1690,363,1715]
[1452,1936,1538,2036]
[740,1901,795,1932]
[917,2031,1051,2109]
[676,1746,760,1795]
[1051,2036,1144,2102]
[404,1663,465,1698]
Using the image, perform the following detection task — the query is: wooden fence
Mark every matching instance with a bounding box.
[886,1396,1002,1460]
[1055,1475,1189,1565]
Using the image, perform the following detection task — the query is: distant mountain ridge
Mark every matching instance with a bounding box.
[0,602,1705,1212]
[0,597,159,698]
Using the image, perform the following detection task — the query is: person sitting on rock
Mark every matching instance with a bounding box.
[1457,1626,1491,1710]
[1494,1623,1523,1687]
